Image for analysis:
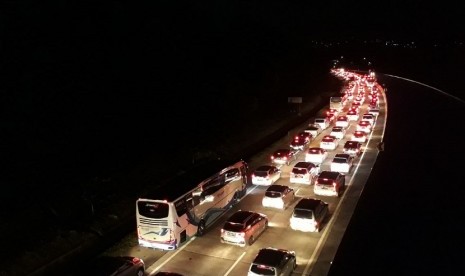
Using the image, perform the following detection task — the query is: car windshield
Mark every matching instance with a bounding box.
[293,208,314,219]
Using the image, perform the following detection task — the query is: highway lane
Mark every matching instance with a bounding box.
[95,79,386,276]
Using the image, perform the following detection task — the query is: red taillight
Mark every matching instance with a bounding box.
[333,182,337,187]
[132,257,142,264]
[271,156,274,160]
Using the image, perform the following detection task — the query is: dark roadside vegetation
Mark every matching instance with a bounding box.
[2,2,465,275]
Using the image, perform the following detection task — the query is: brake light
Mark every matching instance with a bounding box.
[131,257,142,264]
[271,156,274,160]
[333,182,337,187]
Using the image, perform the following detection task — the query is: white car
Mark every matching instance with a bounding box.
[368,107,380,117]
[305,124,322,138]
[335,115,349,128]
[343,141,363,157]
[290,161,320,185]
[361,114,376,126]
[251,165,282,186]
[262,184,295,210]
[356,120,372,133]
[351,131,368,143]
[330,126,346,140]
[314,117,330,130]
[290,198,329,233]
[330,153,354,174]
[320,135,339,151]
[305,147,328,164]
[347,110,359,121]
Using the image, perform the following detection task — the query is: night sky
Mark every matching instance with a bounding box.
[2,0,464,216]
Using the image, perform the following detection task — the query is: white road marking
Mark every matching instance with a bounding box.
[224,251,246,276]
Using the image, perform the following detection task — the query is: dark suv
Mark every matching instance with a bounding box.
[248,247,296,276]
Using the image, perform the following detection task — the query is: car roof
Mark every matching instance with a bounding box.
[344,141,361,147]
[253,248,291,267]
[335,153,351,159]
[266,184,289,193]
[294,162,316,169]
[308,147,324,153]
[318,170,341,179]
[295,198,322,210]
[228,210,255,223]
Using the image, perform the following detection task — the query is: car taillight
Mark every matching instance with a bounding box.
[333,182,337,187]
[271,156,274,160]
[132,257,142,264]
[221,229,224,234]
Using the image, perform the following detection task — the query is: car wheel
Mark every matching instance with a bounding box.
[248,235,255,245]
[136,268,144,276]
[196,220,206,236]
[293,259,297,269]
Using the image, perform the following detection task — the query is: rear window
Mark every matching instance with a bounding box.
[250,264,276,275]
[223,222,244,232]
[265,191,282,198]
[292,168,308,175]
[293,208,314,219]
[317,178,334,185]
[345,143,359,149]
[138,201,169,219]
[332,157,347,163]
[254,171,268,177]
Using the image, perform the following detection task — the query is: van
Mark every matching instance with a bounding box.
[314,171,346,197]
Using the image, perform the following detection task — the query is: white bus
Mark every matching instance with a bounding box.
[136,160,249,250]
